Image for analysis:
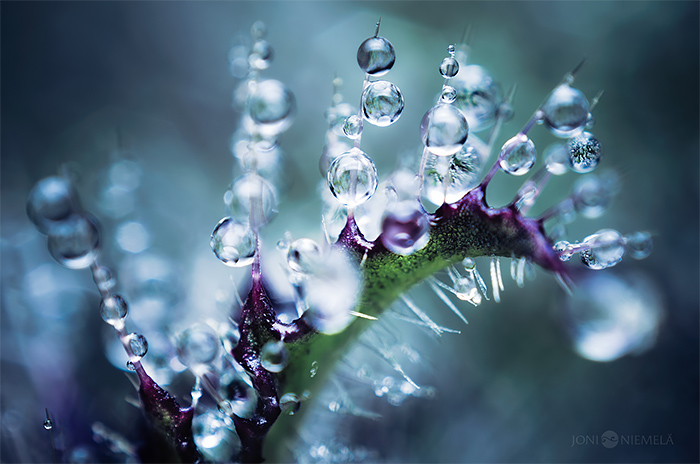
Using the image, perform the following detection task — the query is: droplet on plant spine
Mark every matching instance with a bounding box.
[499,133,536,176]
[327,147,378,208]
[356,36,395,76]
[260,340,289,373]
[361,80,404,127]
[210,217,256,267]
[47,214,100,269]
[420,104,469,157]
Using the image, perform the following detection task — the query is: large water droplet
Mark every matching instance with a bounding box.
[287,238,322,274]
[327,148,378,208]
[541,84,590,138]
[226,173,277,230]
[210,217,256,267]
[499,134,536,176]
[100,294,128,326]
[27,176,79,234]
[451,65,503,133]
[420,104,469,157]
[176,324,220,368]
[246,79,295,136]
[568,131,602,173]
[380,201,430,255]
[356,36,395,76]
[128,333,148,358]
[580,229,625,270]
[48,214,100,269]
[361,80,404,127]
[260,340,289,373]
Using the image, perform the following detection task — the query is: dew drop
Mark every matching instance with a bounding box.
[451,64,503,133]
[246,79,295,136]
[176,324,220,368]
[447,44,456,55]
[568,131,602,173]
[380,202,430,255]
[327,148,378,208]
[43,419,53,430]
[439,56,459,78]
[310,361,319,378]
[128,333,148,358]
[357,36,395,76]
[541,84,590,138]
[361,80,404,127]
[279,393,301,415]
[226,173,278,230]
[499,134,536,176]
[343,115,363,139]
[440,85,457,104]
[219,370,258,419]
[554,240,574,261]
[287,238,322,274]
[626,231,653,260]
[326,102,357,137]
[27,176,79,234]
[462,257,475,271]
[580,229,626,270]
[93,266,116,292]
[261,340,289,373]
[210,217,256,267]
[420,104,469,157]
[48,214,100,269]
[100,294,128,326]
[126,361,136,371]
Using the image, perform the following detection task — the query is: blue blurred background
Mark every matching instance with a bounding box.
[2,2,698,463]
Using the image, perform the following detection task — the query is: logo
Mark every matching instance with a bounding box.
[601,430,619,449]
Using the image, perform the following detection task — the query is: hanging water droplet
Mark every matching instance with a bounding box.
[420,104,469,157]
[380,201,430,255]
[440,85,457,104]
[572,175,611,219]
[356,36,395,76]
[249,39,273,70]
[246,79,296,136]
[499,133,536,176]
[544,143,569,175]
[93,266,115,292]
[128,333,148,358]
[287,238,322,274]
[361,80,404,127]
[260,340,289,373]
[100,294,128,326]
[451,64,503,133]
[454,275,482,305]
[626,231,653,260]
[327,148,378,208]
[568,131,602,173]
[27,176,80,234]
[279,393,301,415]
[541,84,590,138]
[126,361,136,371]
[192,410,241,462]
[47,214,100,269]
[343,115,363,139]
[176,324,220,368]
[439,56,459,78]
[580,229,626,270]
[43,419,53,430]
[226,173,278,230]
[210,217,256,267]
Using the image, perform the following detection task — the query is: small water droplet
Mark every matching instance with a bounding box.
[210,217,256,267]
[100,294,128,325]
[342,115,363,139]
[440,85,457,104]
[462,257,476,271]
[310,361,319,378]
[26,176,79,234]
[126,360,136,371]
[128,333,148,358]
[580,229,625,270]
[261,340,289,373]
[439,56,459,78]
[43,419,53,430]
[357,36,395,76]
[499,134,536,176]
[177,324,220,368]
[279,393,301,415]
[246,79,295,137]
[568,131,602,173]
[327,148,378,208]
[361,80,404,127]
[572,175,611,219]
[226,173,278,230]
[544,143,569,175]
[249,39,273,70]
[451,65,503,132]
[93,266,115,292]
[554,240,574,261]
[447,44,456,55]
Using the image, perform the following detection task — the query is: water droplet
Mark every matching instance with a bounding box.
[422,141,485,206]
[447,44,456,55]
[554,240,574,261]
[279,393,301,415]
[585,112,595,129]
[356,36,395,76]
[246,79,295,136]
[249,40,273,70]
[420,104,469,157]
[451,64,503,132]
[626,231,653,260]
[210,217,256,267]
[325,102,357,137]
[287,238,322,274]
[580,229,626,270]
[544,143,569,175]
[361,80,404,127]
[499,133,536,176]
[380,201,430,255]
[541,84,590,138]
[310,361,319,377]
[342,115,363,139]
[177,324,220,368]
[43,419,53,430]
[440,85,457,104]
[226,173,278,230]
[126,361,136,371]
[115,221,150,254]
[462,257,475,270]
[219,323,241,353]
[192,410,241,462]
[568,131,602,173]
[439,56,459,78]
[27,176,79,234]
[128,333,148,358]
[260,340,288,373]
[92,266,115,292]
[218,400,234,416]
[100,294,128,325]
[454,276,482,305]
[572,175,611,219]
[48,214,100,269]
[327,148,378,208]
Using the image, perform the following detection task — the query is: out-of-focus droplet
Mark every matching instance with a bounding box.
[287,238,322,274]
[626,231,653,260]
[249,39,273,70]
[227,173,278,230]
[48,214,100,269]
[544,143,569,175]
[260,340,289,373]
[380,201,430,255]
[177,324,220,369]
[27,176,79,234]
[572,175,611,219]
[43,419,53,430]
[451,64,503,132]
[192,410,242,462]
[246,79,296,136]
